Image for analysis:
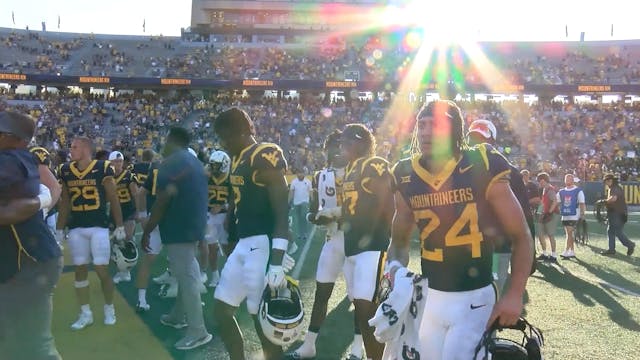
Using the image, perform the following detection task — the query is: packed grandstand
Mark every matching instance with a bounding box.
[1,15,640,186]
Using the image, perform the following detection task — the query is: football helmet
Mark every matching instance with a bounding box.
[209,150,230,175]
[258,276,305,347]
[474,318,544,360]
[111,241,138,272]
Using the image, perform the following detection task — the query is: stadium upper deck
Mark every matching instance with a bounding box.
[2,26,640,87]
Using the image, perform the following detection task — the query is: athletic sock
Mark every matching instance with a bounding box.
[138,289,147,304]
[351,334,364,358]
[80,304,91,314]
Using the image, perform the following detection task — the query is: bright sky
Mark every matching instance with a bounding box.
[2,0,640,41]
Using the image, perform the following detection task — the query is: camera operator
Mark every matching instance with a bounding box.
[599,174,635,256]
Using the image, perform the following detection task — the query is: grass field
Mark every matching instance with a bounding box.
[51,213,640,360]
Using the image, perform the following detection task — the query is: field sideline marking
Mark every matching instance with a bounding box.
[292,225,317,279]
[569,270,640,297]
[550,233,640,297]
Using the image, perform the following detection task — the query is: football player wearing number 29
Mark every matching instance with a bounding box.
[387,100,533,359]
[57,136,126,330]
[213,107,293,360]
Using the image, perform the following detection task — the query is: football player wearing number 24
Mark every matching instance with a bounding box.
[387,100,533,360]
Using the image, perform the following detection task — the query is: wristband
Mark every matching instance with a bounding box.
[272,237,289,251]
[137,211,148,219]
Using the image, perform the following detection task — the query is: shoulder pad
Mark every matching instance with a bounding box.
[361,156,390,178]
[29,146,51,167]
[250,143,287,171]
[466,145,511,179]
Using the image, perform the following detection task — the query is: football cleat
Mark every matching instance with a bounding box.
[136,302,151,313]
[104,305,116,325]
[71,311,94,330]
[207,272,220,288]
[152,269,173,284]
[113,271,131,284]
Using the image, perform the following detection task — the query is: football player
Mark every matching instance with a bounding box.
[205,150,231,287]
[108,150,140,284]
[467,119,536,292]
[56,136,126,330]
[29,145,61,228]
[340,123,393,360]
[286,130,365,360]
[134,158,162,312]
[131,149,155,188]
[212,107,292,360]
[387,100,533,359]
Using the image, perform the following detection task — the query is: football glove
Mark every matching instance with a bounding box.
[114,226,126,243]
[282,253,296,273]
[267,265,287,290]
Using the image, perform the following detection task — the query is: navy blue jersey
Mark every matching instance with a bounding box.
[230,143,287,239]
[132,161,151,186]
[114,169,137,219]
[392,144,511,291]
[59,160,114,229]
[342,156,393,256]
[0,150,61,276]
[29,146,52,168]
[142,161,160,213]
[208,172,230,211]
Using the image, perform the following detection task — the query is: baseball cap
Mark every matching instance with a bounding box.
[108,151,124,161]
[468,119,497,140]
[0,111,36,141]
[603,173,616,181]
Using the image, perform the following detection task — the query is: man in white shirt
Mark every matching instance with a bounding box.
[556,173,586,259]
[289,170,312,244]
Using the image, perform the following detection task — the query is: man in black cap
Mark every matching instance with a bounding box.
[599,174,635,256]
[0,110,63,359]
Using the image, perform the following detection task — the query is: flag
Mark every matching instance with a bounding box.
[42,21,46,32]
[611,24,614,37]
[58,15,60,29]
[143,19,146,33]
[12,11,15,25]
[565,25,568,38]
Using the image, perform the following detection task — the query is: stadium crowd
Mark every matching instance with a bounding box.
[3,27,640,84]
[1,88,639,182]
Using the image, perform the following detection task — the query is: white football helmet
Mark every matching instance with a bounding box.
[209,150,231,175]
[111,241,138,272]
[258,277,305,347]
